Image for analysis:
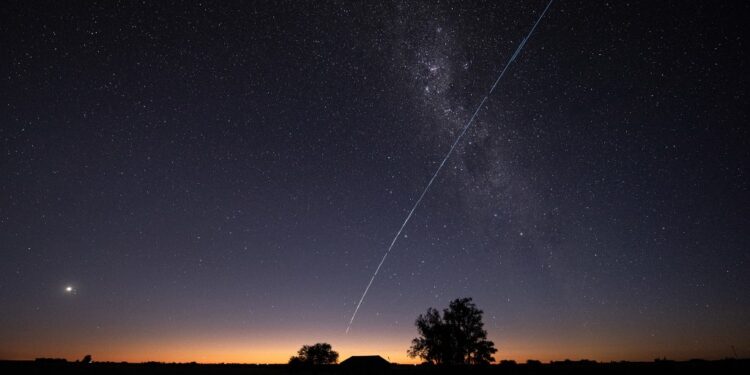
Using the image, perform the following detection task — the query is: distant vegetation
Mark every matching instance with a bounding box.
[408,297,497,365]
[288,342,339,365]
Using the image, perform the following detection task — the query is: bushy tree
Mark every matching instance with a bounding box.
[408,298,497,365]
[289,342,339,365]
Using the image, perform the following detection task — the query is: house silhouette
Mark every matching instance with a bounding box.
[340,355,390,368]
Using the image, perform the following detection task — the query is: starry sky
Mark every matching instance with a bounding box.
[1,0,748,364]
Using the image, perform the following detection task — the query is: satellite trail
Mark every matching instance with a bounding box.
[346,0,557,334]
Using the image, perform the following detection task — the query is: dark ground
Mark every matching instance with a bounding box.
[1,359,748,375]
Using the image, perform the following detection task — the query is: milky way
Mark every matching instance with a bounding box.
[347,0,557,333]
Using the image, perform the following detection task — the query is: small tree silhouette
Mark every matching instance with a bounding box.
[408,297,497,365]
[289,342,339,365]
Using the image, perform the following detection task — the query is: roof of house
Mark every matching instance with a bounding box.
[340,355,390,366]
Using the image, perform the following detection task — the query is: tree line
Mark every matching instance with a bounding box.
[290,297,496,365]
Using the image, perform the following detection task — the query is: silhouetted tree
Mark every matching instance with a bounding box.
[408,297,497,365]
[81,354,92,363]
[288,356,304,366]
[289,342,339,365]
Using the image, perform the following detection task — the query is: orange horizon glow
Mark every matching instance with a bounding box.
[2,334,742,364]
[2,312,744,365]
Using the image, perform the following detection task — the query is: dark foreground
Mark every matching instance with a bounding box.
[1,359,748,375]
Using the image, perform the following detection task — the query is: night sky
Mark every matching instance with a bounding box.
[1,0,748,364]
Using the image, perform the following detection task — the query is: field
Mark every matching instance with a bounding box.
[1,359,747,375]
